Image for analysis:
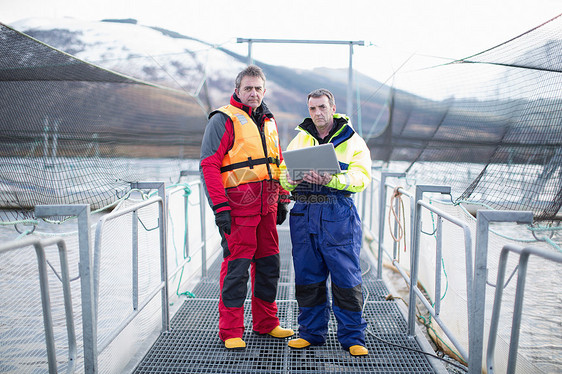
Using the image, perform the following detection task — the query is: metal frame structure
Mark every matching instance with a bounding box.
[369,171,547,374]
[486,244,562,373]
[0,236,77,374]
[236,38,365,134]
[470,210,533,373]
[3,173,559,373]
[93,191,168,354]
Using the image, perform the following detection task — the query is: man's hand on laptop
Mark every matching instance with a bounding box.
[286,171,303,185]
[303,170,332,185]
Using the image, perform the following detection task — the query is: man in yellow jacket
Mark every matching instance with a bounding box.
[280,88,371,356]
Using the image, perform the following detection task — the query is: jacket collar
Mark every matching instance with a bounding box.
[298,116,348,143]
[230,92,273,121]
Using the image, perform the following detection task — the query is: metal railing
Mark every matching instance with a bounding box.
[0,177,219,373]
[31,183,169,373]
[93,190,168,354]
[3,171,558,373]
[365,174,472,362]
[409,196,472,362]
[0,236,77,374]
[360,171,549,374]
[486,244,562,374]
[470,210,533,373]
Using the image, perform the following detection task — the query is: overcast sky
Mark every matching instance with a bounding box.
[2,0,561,83]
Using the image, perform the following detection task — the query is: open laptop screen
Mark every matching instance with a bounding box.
[283,143,341,181]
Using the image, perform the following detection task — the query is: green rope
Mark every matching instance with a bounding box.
[439,258,449,301]
[0,219,38,226]
[162,183,195,298]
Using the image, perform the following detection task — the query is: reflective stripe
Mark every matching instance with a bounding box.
[233,113,248,125]
[342,173,352,190]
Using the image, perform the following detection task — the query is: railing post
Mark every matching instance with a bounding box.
[408,185,450,336]
[368,169,375,229]
[33,240,58,374]
[469,210,533,374]
[179,170,206,277]
[377,172,405,278]
[199,182,208,278]
[131,182,169,331]
[35,204,95,373]
[434,216,443,317]
[132,210,139,311]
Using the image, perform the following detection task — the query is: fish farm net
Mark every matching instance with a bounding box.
[0,23,207,223]
[1,14,561,223]
[372,14,562,221]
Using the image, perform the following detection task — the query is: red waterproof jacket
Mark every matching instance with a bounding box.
[200,94,289,217]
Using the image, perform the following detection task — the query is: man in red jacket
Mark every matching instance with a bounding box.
[199,65,294,350]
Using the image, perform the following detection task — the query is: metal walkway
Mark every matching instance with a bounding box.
[133,228,445,373]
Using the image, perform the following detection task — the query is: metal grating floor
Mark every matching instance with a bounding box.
[134,228,443,373]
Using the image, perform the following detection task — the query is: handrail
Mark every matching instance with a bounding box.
[93,194,168,353]
[412,199,472,362]
[0,236,77,374]
[486,244,562,374]
[364,172,553,374]
[470,210,533,373]
[363,175,471,365]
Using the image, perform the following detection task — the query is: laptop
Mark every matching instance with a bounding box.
[283,143,341,181]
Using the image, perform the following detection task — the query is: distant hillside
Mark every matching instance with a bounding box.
[11,17,390,146]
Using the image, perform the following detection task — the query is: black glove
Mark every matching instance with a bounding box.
[276,203,288,225]
[215,210,231,235]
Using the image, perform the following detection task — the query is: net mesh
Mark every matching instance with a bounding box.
[369,14,562,221]
[2,16,561,222]
[0,23,207,221]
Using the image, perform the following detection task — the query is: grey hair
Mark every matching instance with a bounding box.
[235,65,266,90]
[307,88,335,107]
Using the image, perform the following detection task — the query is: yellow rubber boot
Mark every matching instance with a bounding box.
[288,338,311,349]
[224,338,246,350]
[349,345,368,356]
[267,326,295,339]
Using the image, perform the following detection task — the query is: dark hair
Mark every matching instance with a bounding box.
[307,88,335,107]
[235,65,266,90]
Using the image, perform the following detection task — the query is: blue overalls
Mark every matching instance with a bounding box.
[289,186,367,349]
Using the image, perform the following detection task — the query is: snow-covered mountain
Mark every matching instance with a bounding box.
[6,17,388,136]
[9,17,246,111]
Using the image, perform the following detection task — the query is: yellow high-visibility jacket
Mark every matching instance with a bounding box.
[280,113,371,194]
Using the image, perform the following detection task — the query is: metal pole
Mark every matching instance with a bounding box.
[347,42,353,121]
[132,210,139,311]
[407,185,450,336]
[470,210,533,374]
[35,204,95,373]
[377,172,405,279]
[236,38,364,125]
[131,182,169,331]
[247,40,253,65]
[34,242,58,374]
[434,217,443,316]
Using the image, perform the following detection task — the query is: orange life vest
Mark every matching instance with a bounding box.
[217,105,281,188]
